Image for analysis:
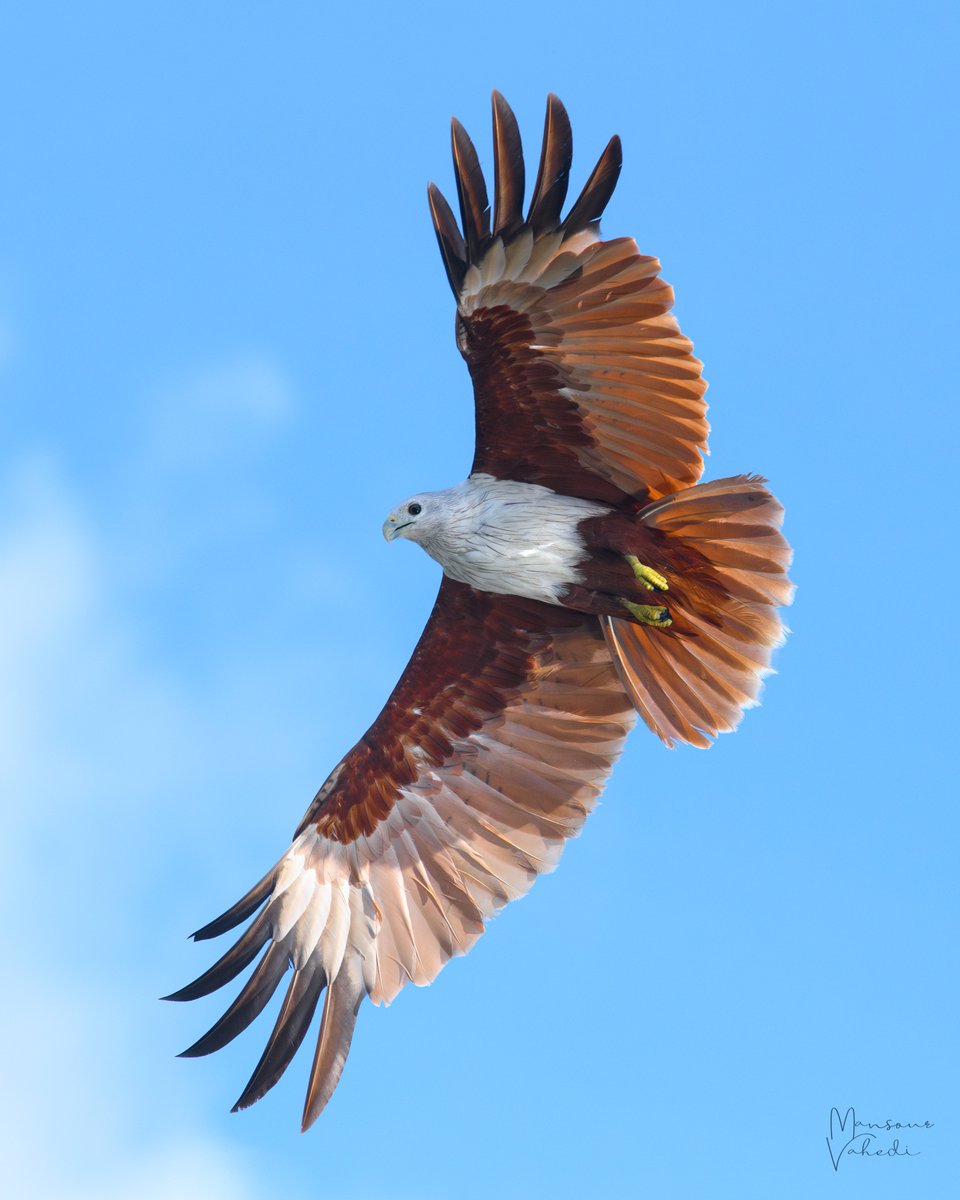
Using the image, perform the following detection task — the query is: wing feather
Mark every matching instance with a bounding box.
[300,953,365,1132]
[426,183,467,297]
[450,118,490,261]
[527,93,572,234]
[191,865,277,941]
[560,135,622,236]
[164,915,271,1002]
[171,579,634,1122]
[177,941,291,1059]
[492,89,524,238]
[232,952,329,1112]
[431,93,708,504]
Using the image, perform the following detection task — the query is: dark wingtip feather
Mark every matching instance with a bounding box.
[427,182,467,297]
[527,94,572,235]
[191,866,276,941]
[561,134,623,237]
[177,943,291,1059]
[164,916,271,1003]
[430,96,622,294]
[450,117,490,261]
[491,90,524,239]
[230,958,328,1113]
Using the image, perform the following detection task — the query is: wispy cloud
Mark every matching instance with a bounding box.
[0,448,308,1199]
[2,979,265,1200]
[0,457,104,805]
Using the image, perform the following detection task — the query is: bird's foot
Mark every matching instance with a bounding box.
[625,555,668,592]
[620,598,672,628]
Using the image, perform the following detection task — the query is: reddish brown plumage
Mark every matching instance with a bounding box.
[171,576,635,1125]
[431,91,708,505]
[557,476,793,748]
[458,237,707,502]
[601,476,793,747]
[171,93,792,1130]
[571,505,731,621]
[460,303,620,502]
[303,580,582,843]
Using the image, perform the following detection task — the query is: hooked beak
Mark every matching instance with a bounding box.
[382,516,412,542]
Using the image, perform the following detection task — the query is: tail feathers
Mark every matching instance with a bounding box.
[604,476,794,748]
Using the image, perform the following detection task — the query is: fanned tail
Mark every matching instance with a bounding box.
[603,475,794,748]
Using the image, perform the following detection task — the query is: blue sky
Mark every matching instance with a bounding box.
[1,2,957,1197]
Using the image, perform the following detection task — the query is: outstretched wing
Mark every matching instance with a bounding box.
[428,92,709,507]
[168,578,634,1129]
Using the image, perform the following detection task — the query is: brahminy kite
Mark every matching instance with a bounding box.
[168,93,793,1130]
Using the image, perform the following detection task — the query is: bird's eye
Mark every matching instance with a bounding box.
[408,502,422,516]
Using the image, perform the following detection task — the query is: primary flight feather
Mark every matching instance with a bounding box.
[167,92,793,1130]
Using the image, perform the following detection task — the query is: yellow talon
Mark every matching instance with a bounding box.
[620,598,672,628]
[625,555,668,592]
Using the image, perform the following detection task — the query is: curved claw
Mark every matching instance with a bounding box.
[620,598,672,628]
[625,555,668,592]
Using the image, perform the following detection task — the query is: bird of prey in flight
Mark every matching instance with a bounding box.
[168,92,793,1130]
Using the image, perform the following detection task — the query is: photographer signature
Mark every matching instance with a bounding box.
[827,1106,933,1171]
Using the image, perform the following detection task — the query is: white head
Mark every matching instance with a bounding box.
[382,476,558,550]
[382,490,450,546]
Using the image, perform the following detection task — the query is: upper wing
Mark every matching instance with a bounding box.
[428,92,709,506]
[168,578,635,1129]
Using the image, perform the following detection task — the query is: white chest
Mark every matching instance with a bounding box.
[417,476,610,605]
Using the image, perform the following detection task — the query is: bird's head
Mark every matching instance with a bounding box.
[382,494,433,544]
[383,481,477,547]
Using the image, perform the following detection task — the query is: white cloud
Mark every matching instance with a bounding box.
[75,1143,261,1200]
[0,456,196,836]
[0,979,264,1200]
[0,457,102,803]
[0,457,97,667]
[0,458,302,1199]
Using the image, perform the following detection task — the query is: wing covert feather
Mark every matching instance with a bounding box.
[172,578,634,1126]
[430,92,708,504]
